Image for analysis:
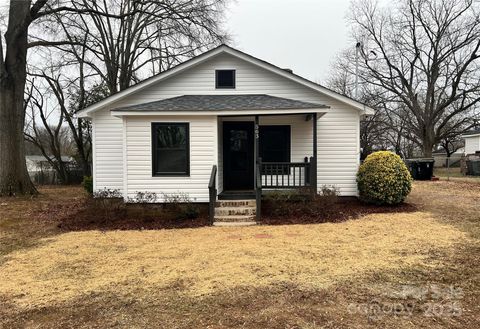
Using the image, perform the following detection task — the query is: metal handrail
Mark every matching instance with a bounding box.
[208,165,217,224]
[255,158,262,220]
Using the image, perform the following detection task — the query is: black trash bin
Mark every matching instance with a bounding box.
[466,160,474,175]
[405,158,435,180]
[470,160,480,176]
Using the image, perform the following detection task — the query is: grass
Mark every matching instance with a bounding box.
[1,181,479,328]
[434,167,480,182]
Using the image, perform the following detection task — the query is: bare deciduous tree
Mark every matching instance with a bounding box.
[351,0,480,157]
[1,0,229,195]
[36,0,229,94]
[24,78,75,183]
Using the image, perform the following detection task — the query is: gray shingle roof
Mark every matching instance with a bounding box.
[112,94,329,112]
[463,129,480,136]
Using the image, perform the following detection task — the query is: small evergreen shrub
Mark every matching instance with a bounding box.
[357,151,412,205]
[82,176,93,195]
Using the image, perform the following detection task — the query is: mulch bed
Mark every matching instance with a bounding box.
[262,198,417,225]
[35,199,209,231]
[32,195,416,231]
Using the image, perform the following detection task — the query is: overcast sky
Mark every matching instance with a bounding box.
[0,0,353,83]
[225,0,354,83]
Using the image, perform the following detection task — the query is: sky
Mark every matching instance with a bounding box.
[0,0,354,83]
[225,0,354,83]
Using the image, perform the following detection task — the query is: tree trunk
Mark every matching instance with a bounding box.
[0,1,37,195]
[420,122,436,158]
[421,136,435,158]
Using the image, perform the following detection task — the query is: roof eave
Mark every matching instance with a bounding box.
[110,108,330,118]
[461,133,480,138]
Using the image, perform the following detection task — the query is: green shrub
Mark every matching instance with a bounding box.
[82,176,93,195]
[357,151,412,205]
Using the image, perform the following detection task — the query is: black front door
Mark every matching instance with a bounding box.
[223,122,255,190]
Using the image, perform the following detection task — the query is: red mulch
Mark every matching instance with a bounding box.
[34,199,210,231]
[33,196,416,231]
[261,198,417,225]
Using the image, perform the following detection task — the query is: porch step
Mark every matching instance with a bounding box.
[215,200,256,207]
[213,221,257,227]
[214,214,256,222]
[213,199,257,226]
[215,206,256,216]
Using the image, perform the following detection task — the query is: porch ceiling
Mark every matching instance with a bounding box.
[111,94,329,113]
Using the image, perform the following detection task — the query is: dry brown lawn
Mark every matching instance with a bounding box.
[1,182,479,328]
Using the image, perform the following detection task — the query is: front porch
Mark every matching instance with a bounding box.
[209,112,322,224]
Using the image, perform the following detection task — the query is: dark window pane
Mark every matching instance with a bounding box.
[229,130,248,151]
[155,149,188,173]
[152,123,189,175]
[216,70,235,88]
[259,126,290,162]
[259,125,291,175]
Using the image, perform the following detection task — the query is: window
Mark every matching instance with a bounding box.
[215,70,236,89]
[259,126,291,174]
[152,123,189,176]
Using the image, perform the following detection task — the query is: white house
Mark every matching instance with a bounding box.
[462,130,480,155]
[78,45,374,225]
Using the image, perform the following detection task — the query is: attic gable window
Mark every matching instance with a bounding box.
[215,70,236,89]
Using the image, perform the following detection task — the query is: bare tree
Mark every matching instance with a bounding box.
[327,50,411,159]
[39,0,229,94]
[24,78,75,183]
[0,0,229,195]
[0,0,128,195]
[350,0,480,157]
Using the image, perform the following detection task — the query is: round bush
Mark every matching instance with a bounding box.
[357,151,412,205]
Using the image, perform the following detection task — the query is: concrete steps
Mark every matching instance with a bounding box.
[213,199,257,227]
[213,221,257,227]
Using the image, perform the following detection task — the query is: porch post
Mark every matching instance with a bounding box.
[312,112,318,196]
[255,115,262,220]
[255,115,259,172]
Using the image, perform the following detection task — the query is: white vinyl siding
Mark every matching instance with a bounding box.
[125,116,217,202]
[464,136,480,155]
[91,110,124,193]
[91,52,361,198]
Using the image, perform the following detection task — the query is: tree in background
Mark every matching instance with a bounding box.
[37,0,229,95]
[326,49,415,159]
[348,0,480,157]
[0,0,229,195]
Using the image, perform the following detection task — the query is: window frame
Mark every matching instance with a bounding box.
[259,125,291,172]
[215,69,236,89]
[151,122,190,177]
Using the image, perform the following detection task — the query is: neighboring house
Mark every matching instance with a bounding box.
[432,148,464,167]
[462,129,480,155]
[26,155,77,185]
[26,155,74,173]
[77,45,374,224]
